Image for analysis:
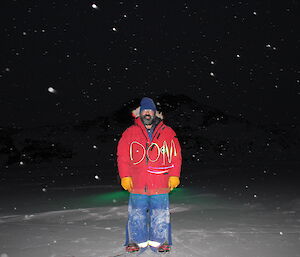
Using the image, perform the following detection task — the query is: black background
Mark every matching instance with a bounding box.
[0,0,299,186]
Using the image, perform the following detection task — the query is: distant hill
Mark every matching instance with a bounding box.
[0,94,299,183]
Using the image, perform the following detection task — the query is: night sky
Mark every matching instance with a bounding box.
[1,0,299,128]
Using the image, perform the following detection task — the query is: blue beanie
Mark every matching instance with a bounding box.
[140,97,157,112]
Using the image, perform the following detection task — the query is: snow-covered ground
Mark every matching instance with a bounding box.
[0,172,299,257]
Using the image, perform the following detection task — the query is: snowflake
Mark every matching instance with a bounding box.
[92,3,98,9]
[48,87,57,94]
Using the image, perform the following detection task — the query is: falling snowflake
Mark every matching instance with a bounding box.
[48,87,57,94]
[92,3,98,9]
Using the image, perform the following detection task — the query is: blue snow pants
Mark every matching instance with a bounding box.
[125,193,172,246]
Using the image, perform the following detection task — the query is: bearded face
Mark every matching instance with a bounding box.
[140,109,155,125]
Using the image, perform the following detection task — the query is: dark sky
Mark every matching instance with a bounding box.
[1,0,299,128]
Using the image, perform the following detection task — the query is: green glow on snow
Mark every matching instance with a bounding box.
[87,191,129,205]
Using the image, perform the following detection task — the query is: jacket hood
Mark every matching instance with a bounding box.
[131,106,164,120]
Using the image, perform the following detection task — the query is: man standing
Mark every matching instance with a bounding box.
[117,97,182,253]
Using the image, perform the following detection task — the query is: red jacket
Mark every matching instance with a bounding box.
[117,111,182,195]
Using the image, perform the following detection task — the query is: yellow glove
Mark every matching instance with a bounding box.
[168,176,180,191]
[121,177,133,192]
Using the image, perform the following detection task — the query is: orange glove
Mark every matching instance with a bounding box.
[168,176,180,191]
[121,177,133,192]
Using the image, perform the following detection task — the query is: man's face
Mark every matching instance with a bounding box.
[141,109,155,125]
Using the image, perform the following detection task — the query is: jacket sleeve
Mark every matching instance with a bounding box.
[117,129,131,178]
[168,128,182,177]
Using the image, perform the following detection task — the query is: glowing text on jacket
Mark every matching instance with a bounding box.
[129,140,177,165]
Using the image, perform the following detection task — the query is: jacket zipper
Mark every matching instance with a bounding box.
[145,142,149,165]
[139,120,163,194]
[145,141,149,193]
